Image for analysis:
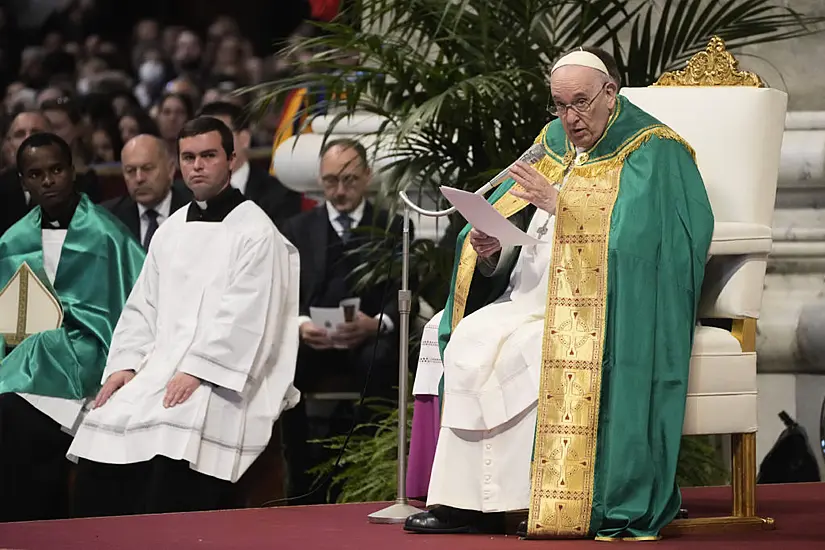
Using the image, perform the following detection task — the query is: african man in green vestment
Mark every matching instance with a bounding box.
[404,48,714,539]
[0,133,145,522]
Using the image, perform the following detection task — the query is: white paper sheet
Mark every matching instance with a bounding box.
[439,186,546,246]
[310,306,345,336]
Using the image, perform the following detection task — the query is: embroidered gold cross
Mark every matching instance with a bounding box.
[545,371,595,424]
[540,436,589,490]
[560,191,608,233]
[555,247,601,295]
[549,310,598,358]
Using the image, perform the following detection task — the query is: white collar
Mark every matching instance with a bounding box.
[137,188,173,219]
[230,161,250,195]
[326,199,366,226]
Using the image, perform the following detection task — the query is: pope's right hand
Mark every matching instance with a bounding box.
[300,321,334,350]
[93,370,136,409]
[469,228,502,259]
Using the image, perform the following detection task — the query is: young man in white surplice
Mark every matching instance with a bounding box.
[68,116,301,517]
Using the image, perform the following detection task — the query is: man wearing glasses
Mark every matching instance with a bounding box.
[405,47,714,541]
[279,138,413,503]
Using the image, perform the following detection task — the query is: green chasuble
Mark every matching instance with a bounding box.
[0,194,146,400]
[437,95,714,540]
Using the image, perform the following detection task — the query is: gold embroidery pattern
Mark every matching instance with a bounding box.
[527,163,622,538]
[15,265,29,345]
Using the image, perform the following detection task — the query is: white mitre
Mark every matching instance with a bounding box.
[551,49,609,76]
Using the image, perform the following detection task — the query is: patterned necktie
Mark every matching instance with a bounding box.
[337,213,353,243]
[143,209,159,250]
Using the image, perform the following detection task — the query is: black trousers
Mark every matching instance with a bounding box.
[73,455,234,518]
[0,393,73,522]
[282,336,398,505]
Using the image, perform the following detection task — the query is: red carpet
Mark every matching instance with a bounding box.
[1,483,822,549]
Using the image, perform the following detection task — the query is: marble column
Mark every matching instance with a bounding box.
[758,110,825,476]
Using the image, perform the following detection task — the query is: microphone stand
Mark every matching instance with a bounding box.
[367,191,457,524]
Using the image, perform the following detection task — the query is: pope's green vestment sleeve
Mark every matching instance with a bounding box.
[0,195,146,400]
[588,135,714,538]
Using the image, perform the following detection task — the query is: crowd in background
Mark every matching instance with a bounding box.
[0,2,320,173]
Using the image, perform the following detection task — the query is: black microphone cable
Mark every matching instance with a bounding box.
[261,230,404,507]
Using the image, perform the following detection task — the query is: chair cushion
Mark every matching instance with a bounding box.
[709,221,772,256]
[684,326,757,435]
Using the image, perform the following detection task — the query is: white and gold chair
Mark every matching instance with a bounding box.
[621,36,787,533]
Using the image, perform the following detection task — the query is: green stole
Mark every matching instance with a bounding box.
[0,194,146,399]
[437,96,715,540]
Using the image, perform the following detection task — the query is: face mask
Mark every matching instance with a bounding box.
[76,77,91,95]
[139,60,164,84]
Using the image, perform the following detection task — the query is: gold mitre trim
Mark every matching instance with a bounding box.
[653,36,764,88]
[0,261,63,347]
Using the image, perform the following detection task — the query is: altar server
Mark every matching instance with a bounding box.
[69,116,300,516]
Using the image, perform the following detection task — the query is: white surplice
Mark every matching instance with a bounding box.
[67,202,301,482]
[18,228,88,434]
[420,152,581,512]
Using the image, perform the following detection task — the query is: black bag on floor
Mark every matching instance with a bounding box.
[756,411,821,484]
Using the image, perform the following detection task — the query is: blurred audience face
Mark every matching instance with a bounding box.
[166,78,200,105]
[201,89,224,106]
[245,58,263,84]
[43,32,63,53]
[215,35,242,68]
[84,34,101,57]
[4,82,27,111]
[118,115,141,143]
[208,17,239,42]
[319,145,371,214]
[122,135,175,208]
[42,106,79,150]
[208,114,249,170]
[174,31,202,71]
[162,26,182,57]
[4,112,51,168]
[157,95,189,142]
[112,96,137,118]
[179,130,234,201]
[135,19,160,44]
[91,128,116,163]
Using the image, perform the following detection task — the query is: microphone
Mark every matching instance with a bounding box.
[401,143,547,217]
[475,143,546,195]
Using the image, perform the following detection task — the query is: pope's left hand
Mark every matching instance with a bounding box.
[508,161,558,214]
[164,372,202,408]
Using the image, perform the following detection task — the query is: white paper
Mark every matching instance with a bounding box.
[439,186,546,246]
[310,307,345,336]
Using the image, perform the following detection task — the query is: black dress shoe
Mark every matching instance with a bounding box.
[677,508,688,519]
[516,520,528,538]
[404,507,479,534]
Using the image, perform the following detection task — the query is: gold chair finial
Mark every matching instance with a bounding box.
[653,36,764,87]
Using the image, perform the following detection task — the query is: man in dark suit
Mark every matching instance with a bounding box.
[103,134,191,248]
[197,101,302,229]
[1,111,52,237]
[279,138,413,503]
